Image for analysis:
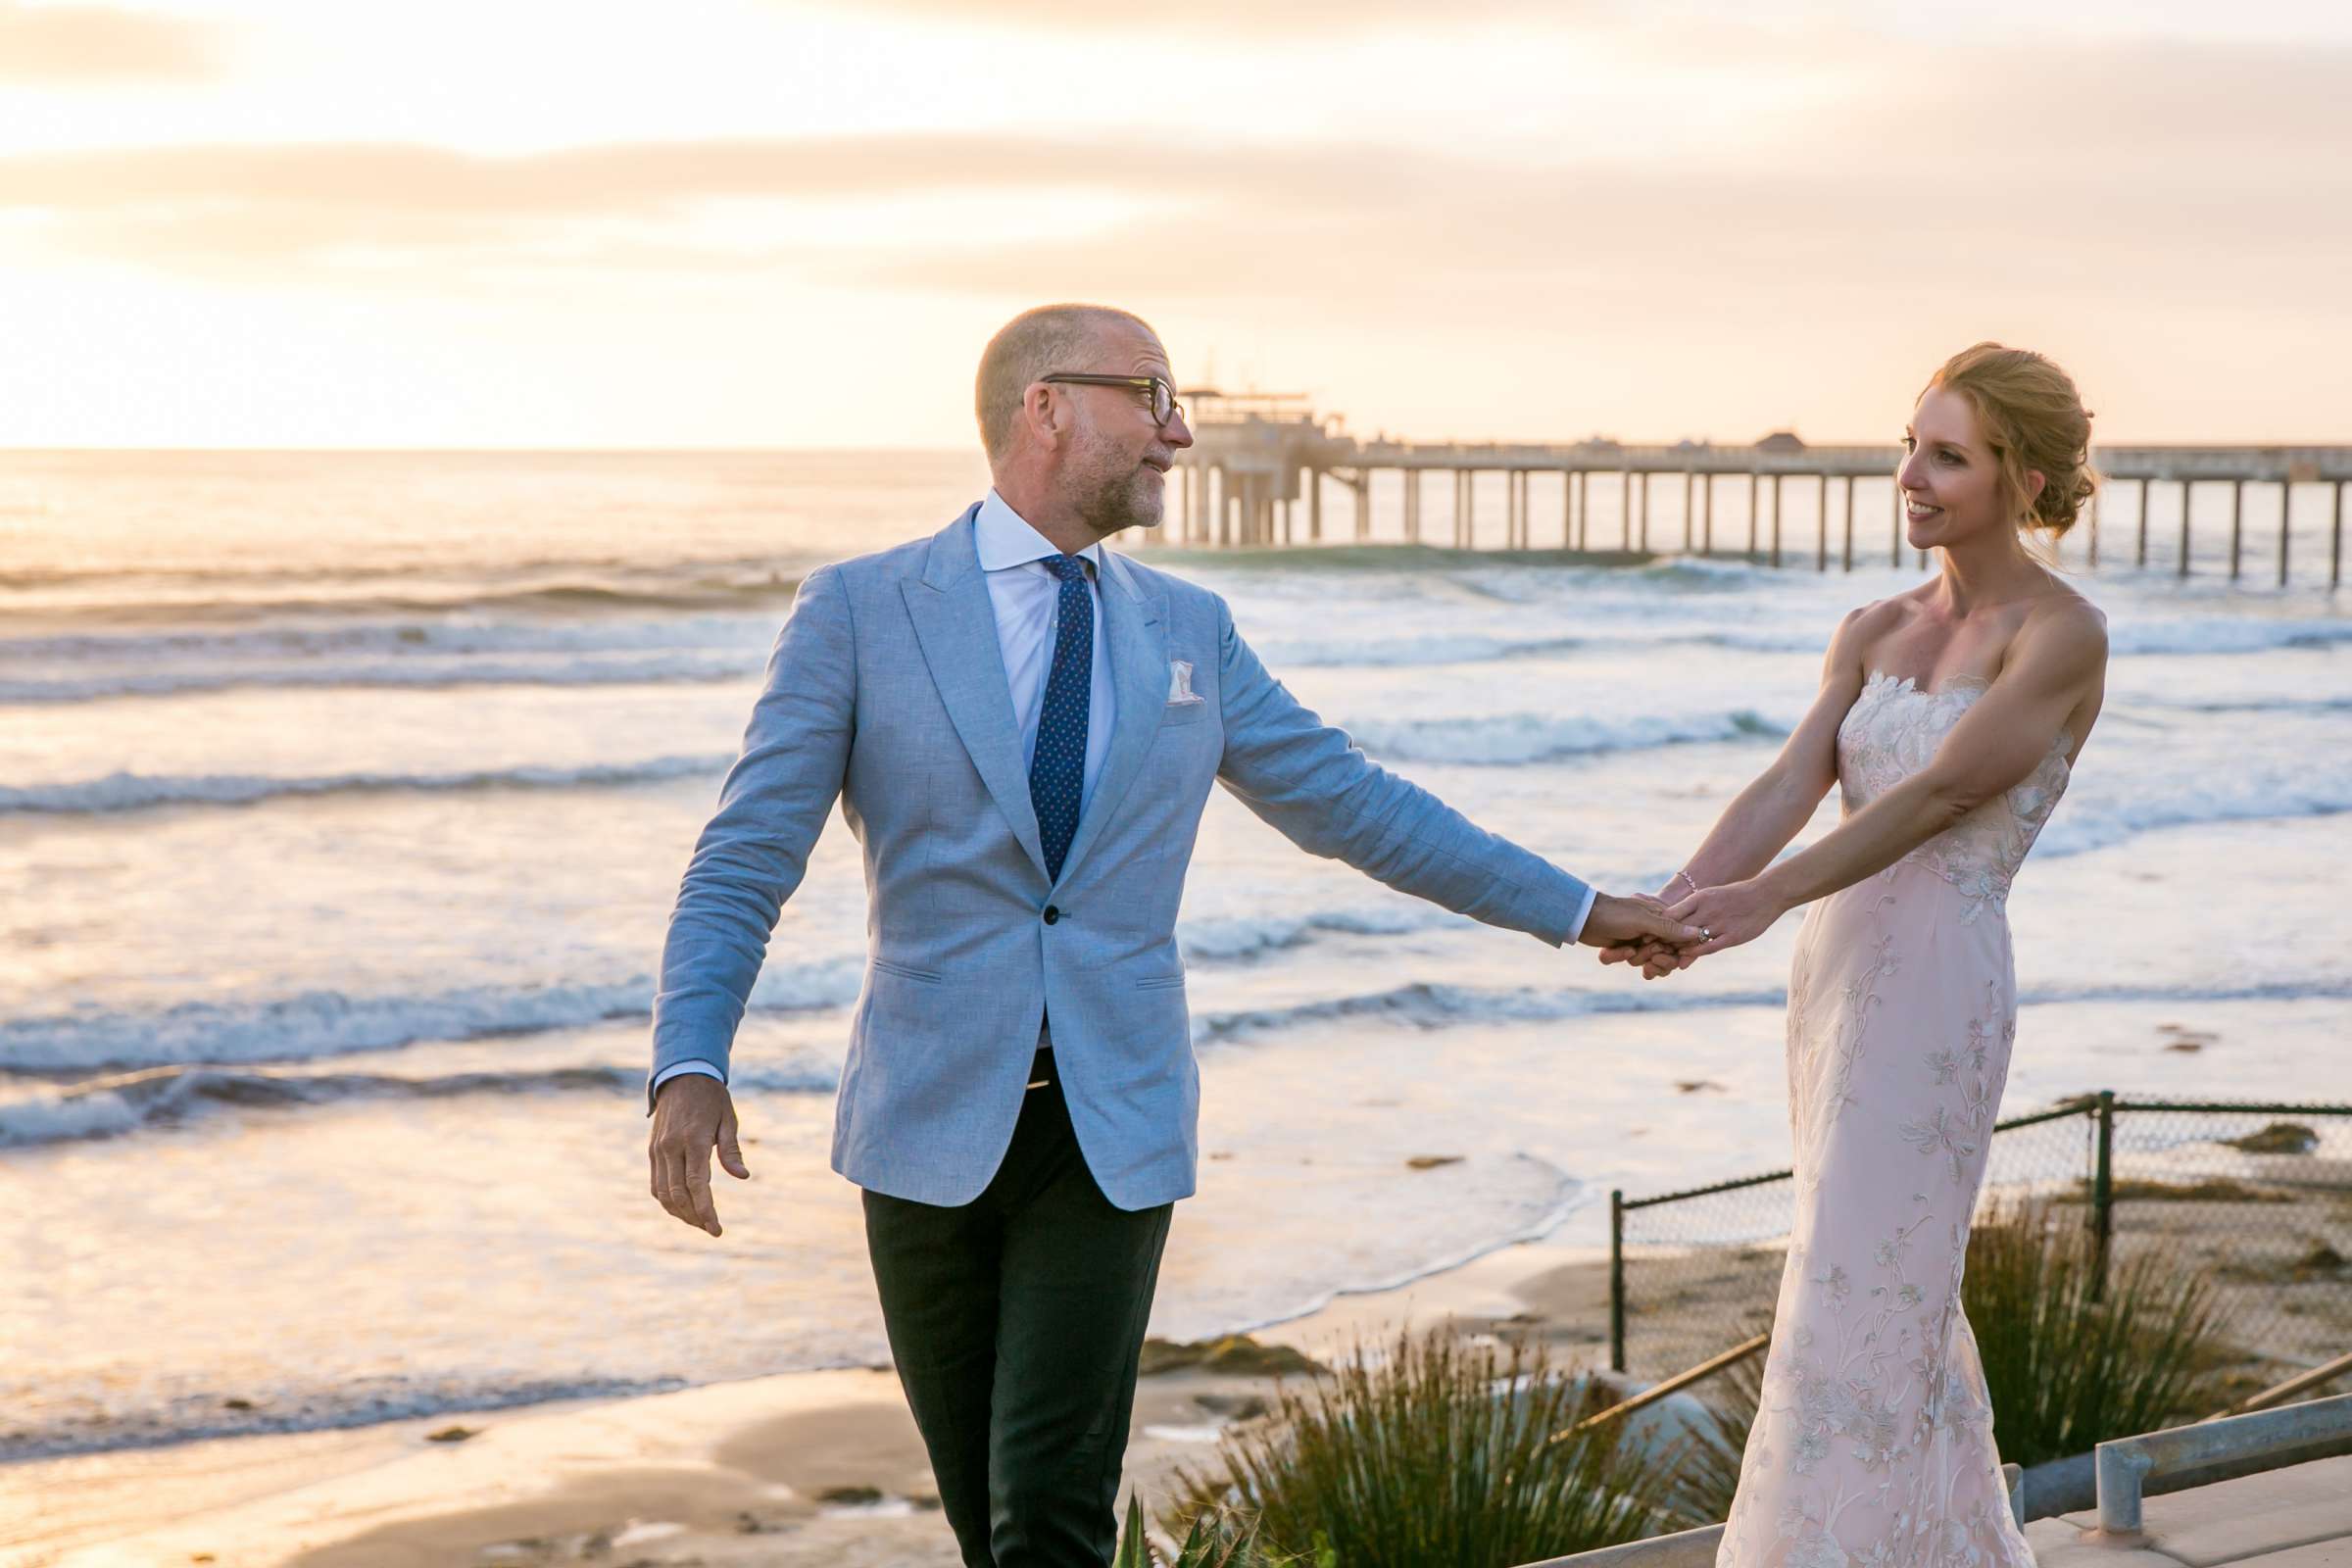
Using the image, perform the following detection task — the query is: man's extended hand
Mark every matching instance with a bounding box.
[648,1073,751,1237]
[1577,892,1702,959]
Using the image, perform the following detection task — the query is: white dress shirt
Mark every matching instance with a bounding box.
[655,492,1116,1095]
[970,489,1117,811]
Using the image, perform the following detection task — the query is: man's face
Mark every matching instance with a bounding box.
[1052,320,1194,540]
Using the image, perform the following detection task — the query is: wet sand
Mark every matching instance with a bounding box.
[9,1173,2342,1568]
[0,1241,1610,1568]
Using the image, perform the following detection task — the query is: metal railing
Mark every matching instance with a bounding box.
[2094,1394,2352,1535]
[1608,1094,2352,1379]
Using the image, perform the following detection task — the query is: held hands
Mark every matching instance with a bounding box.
[648,1072,751,1237]
[1596,877,1790,978]
[1576,892,1705,961]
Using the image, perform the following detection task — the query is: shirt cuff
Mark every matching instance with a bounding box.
[1564,884,1600,946]
[649,1060,724,1106]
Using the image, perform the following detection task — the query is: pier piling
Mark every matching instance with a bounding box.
[2230,478,2245,580]
[2179,479,2193,577]
[2334,480,2344,590]
[1840,475,1855,573]
[1771,474,1784,568]
[2278,482,2290,588]
[1815,472,1829,572]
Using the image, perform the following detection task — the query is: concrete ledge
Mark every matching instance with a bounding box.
[2033,1455,2352,1568]
[2096,1397,2352,1535]
[1514,1522,1723,1568]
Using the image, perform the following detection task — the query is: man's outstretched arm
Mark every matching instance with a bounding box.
[1209,596,1697,955]
[650,563,858,1106]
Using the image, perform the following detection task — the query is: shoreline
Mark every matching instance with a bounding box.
[0,1238,1612,1568]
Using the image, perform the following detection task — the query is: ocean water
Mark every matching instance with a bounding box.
[1,450,2346,1462]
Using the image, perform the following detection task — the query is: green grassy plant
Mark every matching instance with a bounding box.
[1166,1328,1684,1568]
[1115,1494,1325,1567]
[1962,1197,2234,1465]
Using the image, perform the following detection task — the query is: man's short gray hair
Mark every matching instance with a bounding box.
[974,304,1152,462]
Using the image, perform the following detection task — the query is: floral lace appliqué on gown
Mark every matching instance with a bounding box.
[1716,672,2073,1568]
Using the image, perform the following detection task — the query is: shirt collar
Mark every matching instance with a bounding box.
[975,489,1105,577]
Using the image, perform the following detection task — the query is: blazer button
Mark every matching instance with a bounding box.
[1043,905,1060,925]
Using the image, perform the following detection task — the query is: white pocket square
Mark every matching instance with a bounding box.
[1167,659,1203,705]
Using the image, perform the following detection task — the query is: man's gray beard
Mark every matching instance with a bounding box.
[1075,466,1162,538]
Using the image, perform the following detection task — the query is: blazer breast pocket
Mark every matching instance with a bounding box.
[1158,700,1211,727]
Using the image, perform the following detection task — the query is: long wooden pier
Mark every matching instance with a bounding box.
[1161,393,2351,588]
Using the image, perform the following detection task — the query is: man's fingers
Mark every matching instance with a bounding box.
[716,1106,751,1181]
[1640,908,1704,947]
[652,1143,719,1235]
[686,1163,722,1236]
[654,1146,695,1227]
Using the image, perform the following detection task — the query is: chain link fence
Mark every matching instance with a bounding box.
[1608,1095,2352,1385]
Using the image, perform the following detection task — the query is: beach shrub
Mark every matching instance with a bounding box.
[1165,1328,1684,1568]
[1961,1197,2234,1465]
[1678,1196,2238,1520]
[1115,1494,1324,1567]
[1661,1345,1765,1529]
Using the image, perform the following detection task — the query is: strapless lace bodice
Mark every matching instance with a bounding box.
[1836,671,2071,920]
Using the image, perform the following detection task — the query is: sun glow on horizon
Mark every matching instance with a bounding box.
[3,0,2349,449]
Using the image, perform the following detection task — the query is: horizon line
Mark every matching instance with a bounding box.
[6,438,2349,457]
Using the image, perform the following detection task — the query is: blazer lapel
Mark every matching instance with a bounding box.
[1054,550,1168,889]
[904,510,1048,878]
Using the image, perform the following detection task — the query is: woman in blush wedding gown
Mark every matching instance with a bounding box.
[1602,344,2110,1568]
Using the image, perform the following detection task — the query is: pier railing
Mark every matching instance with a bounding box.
[1162,415,2350,587]
[1605,1094,2352,1380]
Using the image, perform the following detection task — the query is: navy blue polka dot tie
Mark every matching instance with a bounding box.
[1028,554,1093,883]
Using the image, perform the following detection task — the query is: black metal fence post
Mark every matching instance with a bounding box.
[2091,1090,2116,1302]
[1609,1188,1628,1373]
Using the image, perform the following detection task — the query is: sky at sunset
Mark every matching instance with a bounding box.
[2,0,2348,449]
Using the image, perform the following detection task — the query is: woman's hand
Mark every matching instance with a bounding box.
[1596,882,1699,978]
[1666,878,1790,960]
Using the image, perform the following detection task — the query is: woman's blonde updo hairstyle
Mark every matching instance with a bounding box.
[1921,343,2098,536]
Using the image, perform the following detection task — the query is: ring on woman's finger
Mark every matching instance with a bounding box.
[1700,926,1713,942]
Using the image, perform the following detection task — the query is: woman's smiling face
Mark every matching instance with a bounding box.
[1898,385,2036,552]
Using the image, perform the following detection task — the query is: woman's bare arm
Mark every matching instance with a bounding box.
[1668,602,2106,958]
[1600,606,1874,971]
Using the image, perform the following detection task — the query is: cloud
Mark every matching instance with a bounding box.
[0,2,220,82]
[777,0,1581,34]
[0,136,1190,215]
[0,32,2342,318]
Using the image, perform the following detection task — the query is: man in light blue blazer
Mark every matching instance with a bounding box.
[647,304,1697,1567]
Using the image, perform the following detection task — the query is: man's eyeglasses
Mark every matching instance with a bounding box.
[1038,373,1184,429]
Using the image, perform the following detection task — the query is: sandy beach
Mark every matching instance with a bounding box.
[0,1240,1611,1568]
[10,1171,2341,1568]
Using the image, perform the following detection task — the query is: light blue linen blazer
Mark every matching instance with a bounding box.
[650,507,1592,1210]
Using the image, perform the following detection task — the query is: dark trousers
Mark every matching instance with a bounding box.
[862,1051,1174,1568]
